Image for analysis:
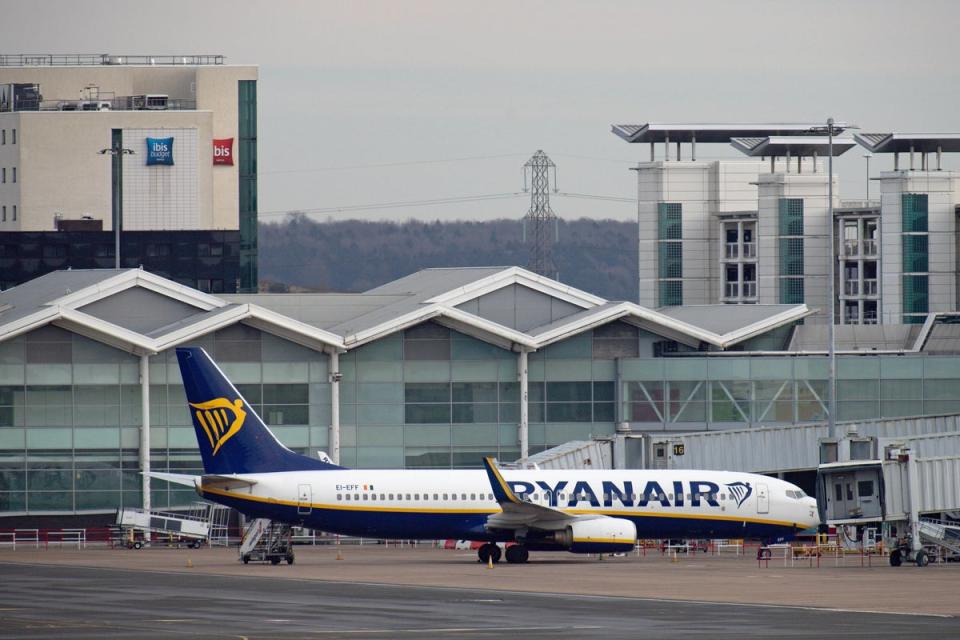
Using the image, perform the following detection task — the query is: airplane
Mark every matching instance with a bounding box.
[153,347,820,564]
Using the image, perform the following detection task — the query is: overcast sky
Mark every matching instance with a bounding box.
[6,0,960,222]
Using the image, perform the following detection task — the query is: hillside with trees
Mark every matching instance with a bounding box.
[259,216,638,301]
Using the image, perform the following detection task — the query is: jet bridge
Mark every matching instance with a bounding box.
[817,431,960,567]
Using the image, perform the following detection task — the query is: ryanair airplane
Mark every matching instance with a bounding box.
[155,347,819,564]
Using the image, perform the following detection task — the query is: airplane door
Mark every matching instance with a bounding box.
[297,484,312,516]
[757,483,769,514]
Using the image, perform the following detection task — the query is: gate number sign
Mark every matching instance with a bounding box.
[673,444,685,456]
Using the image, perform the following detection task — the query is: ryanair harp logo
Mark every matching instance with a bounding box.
[726,482,753,509]
[190,398,246,456]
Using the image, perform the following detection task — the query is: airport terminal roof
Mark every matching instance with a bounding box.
[854,133,960,153]
[730,135,858,157]
[611,122,850,144]
[0,266,816,355]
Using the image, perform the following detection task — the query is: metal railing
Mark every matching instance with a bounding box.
[863,279,878,296]
[724,243,738,259]
[844,280,859,296]
[723,282,739,298]
[0,54,224,66]
[743,242,757,258]
[724,242,756,260]
[862,239,878,256]
[742,281,757,298]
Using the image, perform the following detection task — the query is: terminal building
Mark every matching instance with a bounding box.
[0,54,258,292]
[613,124,960,325]
[4,266,960,523]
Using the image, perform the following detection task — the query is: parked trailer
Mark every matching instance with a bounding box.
[115,507,210,549]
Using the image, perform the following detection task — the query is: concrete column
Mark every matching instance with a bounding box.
[770,155,775,173]
[518,348,529,460]
[813,150,818,173]
[676,141,681,161]
[691,133,696,162]
[650,141,654,162]
[786,149,791,173]
[139,354,151,541]
[937,146,943,171]
[910,145,915,170]
[894,152,899,171]
[664,133,670,162]
[327,349,341,464]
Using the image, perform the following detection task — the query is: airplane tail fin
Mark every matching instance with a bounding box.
[176,347,342,475]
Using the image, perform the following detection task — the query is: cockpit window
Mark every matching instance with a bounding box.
[786,489,808,500]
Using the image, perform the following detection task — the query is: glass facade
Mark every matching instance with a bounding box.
[238,79,258,293]
[0,230,241,292]
[778,198,805,304]
[7,312,960,514]
[901,193,929,324]
[0,324,328,513]
[657,203,683,306]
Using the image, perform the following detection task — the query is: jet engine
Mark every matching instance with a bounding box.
[553,517,637,553]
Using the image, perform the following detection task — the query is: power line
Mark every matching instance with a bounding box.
[556,192,637,203]
[258,192,526,218]
[258,153,528,176]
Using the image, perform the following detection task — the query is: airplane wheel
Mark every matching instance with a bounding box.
[478,543,500,564]
[242,554,251,564]
[286,554,295,565]
[133,541,143,550]
[505,545,529,564]
[915,550,929,567]
[270,557,281,565]
[889,549,902,567]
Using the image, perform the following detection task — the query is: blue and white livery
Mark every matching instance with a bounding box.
[154,347,819,564]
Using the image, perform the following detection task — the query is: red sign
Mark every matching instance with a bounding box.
[213,138,234,165]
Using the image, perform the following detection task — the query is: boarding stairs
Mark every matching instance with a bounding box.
[918,518,960,557]
[239,518,294,564]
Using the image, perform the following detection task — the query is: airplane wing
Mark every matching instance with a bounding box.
[482,457,581,532]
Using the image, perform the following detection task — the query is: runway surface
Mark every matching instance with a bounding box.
[0,562,956,639]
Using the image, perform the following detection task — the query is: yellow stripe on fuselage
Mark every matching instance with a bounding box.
[199,486,802,528]
[572,537,634,545]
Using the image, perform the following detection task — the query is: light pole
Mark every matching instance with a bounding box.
[864,152,873,201]
[98,143,135,269]
[827,118,836,440]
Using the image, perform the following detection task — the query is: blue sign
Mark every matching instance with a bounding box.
[146,137,174,166]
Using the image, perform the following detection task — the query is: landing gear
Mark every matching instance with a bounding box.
[505,545,529,564]
[477,543,501,564]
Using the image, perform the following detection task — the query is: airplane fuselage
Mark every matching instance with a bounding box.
[200,468,818,543]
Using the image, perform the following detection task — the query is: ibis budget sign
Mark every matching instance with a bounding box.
[146,137,174,166]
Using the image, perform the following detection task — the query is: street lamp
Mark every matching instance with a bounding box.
[807,118,845,439]
[863,152,873,202]
[98,144,135,269]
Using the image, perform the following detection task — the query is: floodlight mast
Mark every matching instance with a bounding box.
[99,144,135,269]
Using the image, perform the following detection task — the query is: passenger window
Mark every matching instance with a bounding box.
[363,494,369,501]
[389,493,394,500]
[433,493,439,500]
[380,493,385,500]
[345,494,350,501]
[405,493,411,500]
[336,494,342,501]
[489,493,494,501]
[354,494,360,501]
[370,494,376,501]
[414,493,420,500]
[471,493,476,500]
[443,493,449,500]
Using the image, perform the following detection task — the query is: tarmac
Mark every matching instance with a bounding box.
[0,545,957,639]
